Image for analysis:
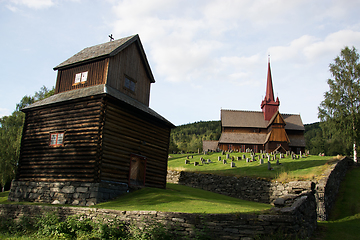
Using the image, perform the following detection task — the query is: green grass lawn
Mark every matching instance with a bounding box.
[168,152,338,181]
[315,166,360,240]
[0,184,272,214]
[94,183,272,213]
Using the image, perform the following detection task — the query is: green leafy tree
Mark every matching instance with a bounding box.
[318,46,360,161]
[0,85,54,191]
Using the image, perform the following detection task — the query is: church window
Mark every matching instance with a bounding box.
[124,76,136,92]
[49,132,64,146]
[74,71,88,84]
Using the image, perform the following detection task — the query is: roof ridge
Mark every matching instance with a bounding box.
[221,109,263,113]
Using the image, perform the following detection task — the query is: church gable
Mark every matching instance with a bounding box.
[53,34,154,106]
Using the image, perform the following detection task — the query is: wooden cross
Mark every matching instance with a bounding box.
[109,34,114,41]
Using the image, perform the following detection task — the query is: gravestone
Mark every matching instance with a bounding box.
[246,158,250,163]
[223,159,227,164]
[194,162,199,166]
[276,159,280,165]
[218,156,221,161]
[259,158,264,164]
[230,162,236,168]
[242,154,246,160]
[300,151,302,158]
[207,159,211,163]
[191,155,193,159]
[186,156,189,159]
[237,156,241,161]
[185,160,190,164]
[268,161,272,170]
[226,154,230,159]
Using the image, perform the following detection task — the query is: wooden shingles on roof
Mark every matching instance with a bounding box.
[221,110,268,128]
[221,109,305,131]
[54,34,155,83]
[219,132,267,145]
[202,140,219,151]
[288,134,306,147]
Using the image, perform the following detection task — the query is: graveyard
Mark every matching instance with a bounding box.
[168,151,337,182]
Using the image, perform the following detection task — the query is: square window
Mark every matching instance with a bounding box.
[74,71,88,84]
[49,132,65,146]
[124,76,136,92]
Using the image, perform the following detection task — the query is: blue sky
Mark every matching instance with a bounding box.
[1,0,360,126]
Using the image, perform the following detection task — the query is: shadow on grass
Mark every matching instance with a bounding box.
[94,183,271,213]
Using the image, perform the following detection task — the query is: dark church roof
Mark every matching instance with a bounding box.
[219,132,268,145]
[23,84,174,127]
[54,34,155,83]
[221,110,305,131]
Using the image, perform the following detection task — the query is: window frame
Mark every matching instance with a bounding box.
[124,75,136,93]
[49,131,65,147]
[73,71,89,85]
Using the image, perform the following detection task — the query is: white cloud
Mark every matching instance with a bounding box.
[268,30,360,64]
[304,30,360,60]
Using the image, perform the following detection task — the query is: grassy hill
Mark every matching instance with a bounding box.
[168,152,338,182]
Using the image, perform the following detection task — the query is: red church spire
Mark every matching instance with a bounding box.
[261,58,280,121]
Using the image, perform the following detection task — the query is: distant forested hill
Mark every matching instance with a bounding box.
[169,120,324,154]
[169,121,221,153]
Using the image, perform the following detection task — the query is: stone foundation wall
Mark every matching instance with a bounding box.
[0,191,317,239]
[8,180,128,206]
[167,156,353,220]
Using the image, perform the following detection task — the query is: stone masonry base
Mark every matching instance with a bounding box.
[8,180,128,206]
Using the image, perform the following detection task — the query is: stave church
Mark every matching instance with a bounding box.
[217,61,305,154]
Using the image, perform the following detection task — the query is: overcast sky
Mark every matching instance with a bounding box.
[1,0,360,126]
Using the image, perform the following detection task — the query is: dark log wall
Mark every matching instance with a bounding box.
[106,42,151,106]
[218,143,264,153]
[101,101,170,189]
[17,98,104,182]
[55,59,109,94]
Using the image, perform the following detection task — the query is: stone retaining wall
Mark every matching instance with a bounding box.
[0,191,317,239]
[167,156,353,220]
[7,180,128,206]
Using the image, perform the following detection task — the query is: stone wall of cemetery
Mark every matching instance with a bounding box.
[0,191,317,239]
[167,156,353,220]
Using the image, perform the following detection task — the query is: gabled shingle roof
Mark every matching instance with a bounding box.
[218,132,268,144]
[221,110,305,131]
[54,34,155,83]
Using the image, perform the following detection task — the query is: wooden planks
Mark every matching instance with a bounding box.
[17,98,103,182]
[106,42,151,106]
[55,59,109,94]
[100,101,170,188]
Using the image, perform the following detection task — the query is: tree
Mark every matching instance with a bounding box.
[0,85,55,191]
[318,46,360,162]
[0,112,24,191]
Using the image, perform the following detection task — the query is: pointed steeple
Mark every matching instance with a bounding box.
[261,58,280,121]
[265,61,275,102]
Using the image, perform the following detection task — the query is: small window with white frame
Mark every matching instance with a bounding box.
[49,132,65,146]
[74,71,88,84]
